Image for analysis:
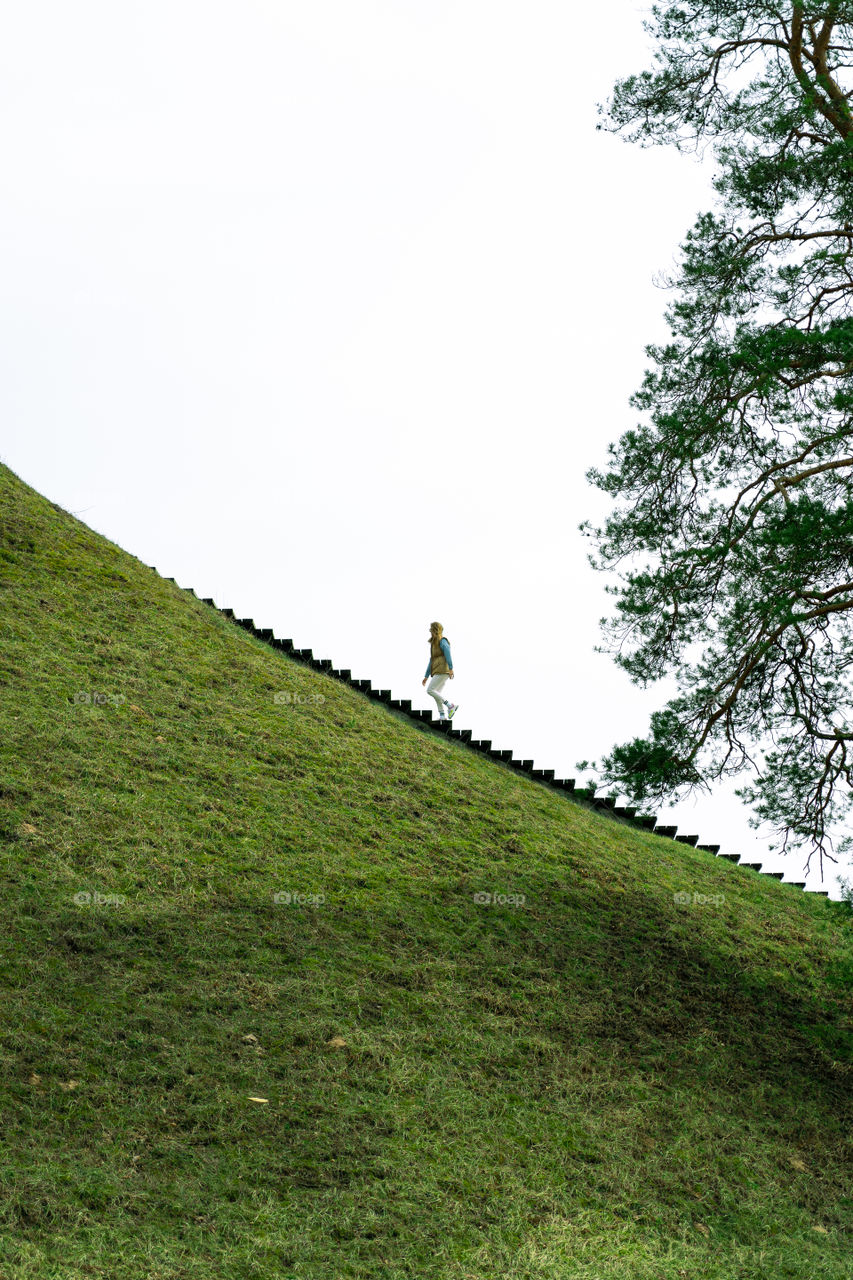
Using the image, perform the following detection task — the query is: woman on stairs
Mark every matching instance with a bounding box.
[422,621,458,722]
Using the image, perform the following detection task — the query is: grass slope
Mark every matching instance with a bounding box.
[1,462,851,1280]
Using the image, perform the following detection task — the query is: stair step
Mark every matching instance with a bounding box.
[179,588,813,897]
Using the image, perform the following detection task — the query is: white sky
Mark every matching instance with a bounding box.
[2,0,847,895]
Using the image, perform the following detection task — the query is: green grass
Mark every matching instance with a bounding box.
[1,461,851,1279]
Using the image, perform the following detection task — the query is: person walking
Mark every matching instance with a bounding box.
[422,621,458,721]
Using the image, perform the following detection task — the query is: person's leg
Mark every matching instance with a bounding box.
[427,673,449,716]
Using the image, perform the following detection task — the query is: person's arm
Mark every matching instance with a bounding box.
[441,638,453,672]
[424,659,431,680]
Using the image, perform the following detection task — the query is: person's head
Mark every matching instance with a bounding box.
[429,621,443,643]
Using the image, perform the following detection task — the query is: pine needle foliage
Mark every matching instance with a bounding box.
[582,2,853,874]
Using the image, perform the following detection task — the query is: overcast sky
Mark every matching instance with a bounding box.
[3,1,847,895]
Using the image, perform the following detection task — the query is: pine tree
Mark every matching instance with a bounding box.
[581,3,853,873]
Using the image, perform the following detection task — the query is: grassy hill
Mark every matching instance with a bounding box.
[1,461,851,1280]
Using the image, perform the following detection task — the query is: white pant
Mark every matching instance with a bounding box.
[427,673,451,715]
